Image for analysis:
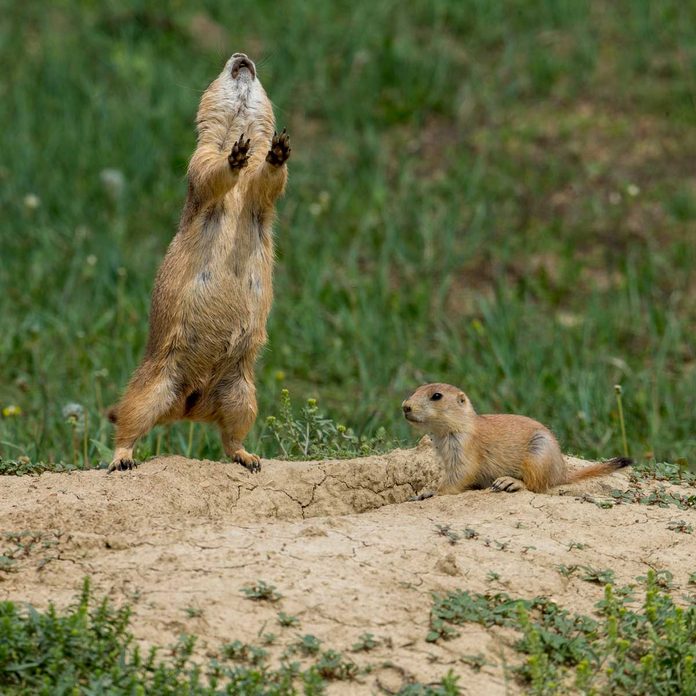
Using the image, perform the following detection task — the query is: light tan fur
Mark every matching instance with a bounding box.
[402,383,631,495]
[108,54,290,473]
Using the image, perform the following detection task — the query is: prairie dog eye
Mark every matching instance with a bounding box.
[430,392,443,401]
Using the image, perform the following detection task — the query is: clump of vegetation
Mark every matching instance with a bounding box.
[263,389,391,459]
[220,640,268,666]
[427,570,696,694]
[0,456,78,476]
[630,460,696,486]
[434,524,480,545]
[0,530,61,575]
[0,579,459,694]
[583,487,696,511]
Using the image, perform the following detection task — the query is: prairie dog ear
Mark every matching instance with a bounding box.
[457,392,467,404]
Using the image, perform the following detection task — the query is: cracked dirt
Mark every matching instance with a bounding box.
[1,442,694,694]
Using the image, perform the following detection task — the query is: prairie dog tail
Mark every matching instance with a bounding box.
[564,457,632,484]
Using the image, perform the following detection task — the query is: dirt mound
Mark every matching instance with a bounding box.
[0,442,439,532]
[1,447,693,693]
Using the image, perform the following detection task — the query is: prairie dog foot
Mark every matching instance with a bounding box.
[491,476,525,493]
[108,458,138,473]
[266,129,291,167]
[409,490,435,502]
[233,448,261,473]
[228,135,251,169]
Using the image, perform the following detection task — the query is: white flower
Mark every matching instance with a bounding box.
[100,168,125,200]
[23,193,40,209]
[62,402,86,431]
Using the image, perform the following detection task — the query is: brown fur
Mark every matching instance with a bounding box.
[402,383,631,495]
[108,54,290,473]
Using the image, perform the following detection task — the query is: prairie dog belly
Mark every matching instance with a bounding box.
[182,251,271,361]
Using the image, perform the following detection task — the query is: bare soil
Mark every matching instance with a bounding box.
[1,442,693,694]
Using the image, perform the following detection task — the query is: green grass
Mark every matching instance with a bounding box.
[0,578,458,695]
[427,570,696,695]
[1,1,694,469]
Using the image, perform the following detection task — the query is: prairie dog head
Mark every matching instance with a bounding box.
[402,383,476,436]
[196,53,275,151]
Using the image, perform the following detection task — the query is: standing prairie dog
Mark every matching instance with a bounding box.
[402,383,631,495]
[108,53,290,473]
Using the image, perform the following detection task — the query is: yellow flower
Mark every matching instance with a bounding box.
[274,370,286,382]
[2,405,22,417]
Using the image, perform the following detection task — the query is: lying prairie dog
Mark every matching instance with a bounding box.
[402,383,631,496]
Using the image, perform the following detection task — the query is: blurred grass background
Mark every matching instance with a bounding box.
[0,0,694,468]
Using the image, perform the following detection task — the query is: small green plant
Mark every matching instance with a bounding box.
[637,569,675,589]
[555,564,579,578]
[241,580,282,602]
[668,519,693,534]
[578,566,615,585]
[314,650,358,680]
[582,494,615,509]
[222,639,249,661]
[0,555,16,572]
[261,632,277,645]
[426,615,459,644]
[351,632,379,652]
[184,605,203,618]
[568,541,588,551]
[277,611,299,627]
[294,634,322,656]
[486,571,501,583]
[396,671,461,695]
[460,654,487,672]
[463,528,479,539]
